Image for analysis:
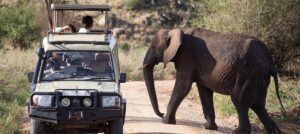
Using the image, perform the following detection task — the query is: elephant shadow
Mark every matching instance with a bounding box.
[125,116,234,133]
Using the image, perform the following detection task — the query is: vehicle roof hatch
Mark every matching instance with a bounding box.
[51,4,111,11]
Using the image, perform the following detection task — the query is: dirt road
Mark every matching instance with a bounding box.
[122,80,238,134]
[22,80,300,134]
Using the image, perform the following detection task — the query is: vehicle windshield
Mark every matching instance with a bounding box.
[41,51,114,81]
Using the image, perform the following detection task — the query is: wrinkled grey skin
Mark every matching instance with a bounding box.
[143,28,285,134]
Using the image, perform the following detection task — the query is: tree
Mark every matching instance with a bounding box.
[192,0,300,72]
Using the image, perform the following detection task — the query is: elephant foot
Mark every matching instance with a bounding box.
[267,122,281,134]
[161,116,176,124]
[204,122,218,130]
[232,127,251,134]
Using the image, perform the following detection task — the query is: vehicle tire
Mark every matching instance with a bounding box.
[110,119,123,134]
[30,119,47,134]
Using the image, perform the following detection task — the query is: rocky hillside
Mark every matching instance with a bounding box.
[69,0,202,45]
[0,0,199,46]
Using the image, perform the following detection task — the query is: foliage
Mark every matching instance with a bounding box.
[188,78,300,121]
[191,0,300,71]
[119,44,175,81]
[267,78,300,114]
[123,0,169,10]
[0,2,41,49]
[0,49,35,133]
[123,0,146,10]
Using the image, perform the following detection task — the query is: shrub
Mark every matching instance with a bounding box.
[119,44,175,81]
[191,0,300,72]
[123,0,146,10]
[187,78,300,121]
[0,2,41,49]
[0,49,34,133]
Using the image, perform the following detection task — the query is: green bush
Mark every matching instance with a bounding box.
[0,2,41,49]
[123,0,146,10]
[188,78,300,122]
[191,0,300,71]
[0,49,34,133]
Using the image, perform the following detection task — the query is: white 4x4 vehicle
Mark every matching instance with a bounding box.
[27,4,126,134]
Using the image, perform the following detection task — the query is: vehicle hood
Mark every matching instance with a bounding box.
[35,81,118,92]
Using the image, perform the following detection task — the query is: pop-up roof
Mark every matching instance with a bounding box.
[49,4,111,32]
[51,4,111,11]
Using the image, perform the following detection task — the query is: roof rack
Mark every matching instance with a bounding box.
[49,4,111,31]
[47,33,109,45]
[51,4,111,11]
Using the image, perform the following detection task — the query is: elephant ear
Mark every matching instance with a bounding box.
[163,29,183,67]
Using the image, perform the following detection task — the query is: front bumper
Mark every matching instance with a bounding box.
[30,108,123,124]
[29,91,126,125]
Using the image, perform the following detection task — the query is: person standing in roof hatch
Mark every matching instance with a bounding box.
[78,15,93,33]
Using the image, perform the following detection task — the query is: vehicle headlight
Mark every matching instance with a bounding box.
[83,98,92,107]
[61,97,71,107]
[102,96,120,107]
[32,95,54,107]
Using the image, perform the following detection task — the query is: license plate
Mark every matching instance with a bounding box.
[62,90,92,96]
[69,111,83,120]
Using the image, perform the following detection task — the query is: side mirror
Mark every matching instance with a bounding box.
[36,48,45,57]
[119,73,127,83]
[27,72,34,82]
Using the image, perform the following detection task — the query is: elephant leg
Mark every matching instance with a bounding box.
[231,78,252,134]
[231,102,251,134]
[196,84,217,130]
[250,78,281,134]
[162,72,194,124]
[251,105,281,134]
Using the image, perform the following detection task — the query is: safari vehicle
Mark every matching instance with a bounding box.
[27,4,126,134]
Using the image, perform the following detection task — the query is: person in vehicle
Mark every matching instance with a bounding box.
[53,24,76,33]
[44,53,68,80]
[62,24,77,33]
[78,15,93,33]
[46,52,66,71]
[91,53,110,73]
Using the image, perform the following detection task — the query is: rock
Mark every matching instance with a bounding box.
[133,33,141,40]
[0,0,18,5]
[118,34,127,42]
[144,35,155,45]
[97,16,106,27]
[111,1,123,9]
[163,12,174,21]
[112,28,125,37]
[145,17,152,26]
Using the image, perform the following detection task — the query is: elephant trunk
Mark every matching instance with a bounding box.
[143,64,164,118]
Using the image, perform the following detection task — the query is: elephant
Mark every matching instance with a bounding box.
[142,28,286,134]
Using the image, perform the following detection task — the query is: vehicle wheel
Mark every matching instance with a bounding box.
[30,119,47,134]
[110,119,123,134]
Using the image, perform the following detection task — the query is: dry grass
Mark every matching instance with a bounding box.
[119,46,148,81]
[188,78,300,121]
[0,48,35,134]
[0,48,35,72]
[119,45,176,81]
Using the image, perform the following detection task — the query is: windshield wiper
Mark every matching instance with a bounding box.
[83,77,112,80]
[52,75,78,80]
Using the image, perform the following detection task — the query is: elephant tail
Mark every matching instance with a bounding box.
[271,70,288,117]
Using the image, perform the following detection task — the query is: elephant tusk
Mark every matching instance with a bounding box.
[137,64,148,70]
